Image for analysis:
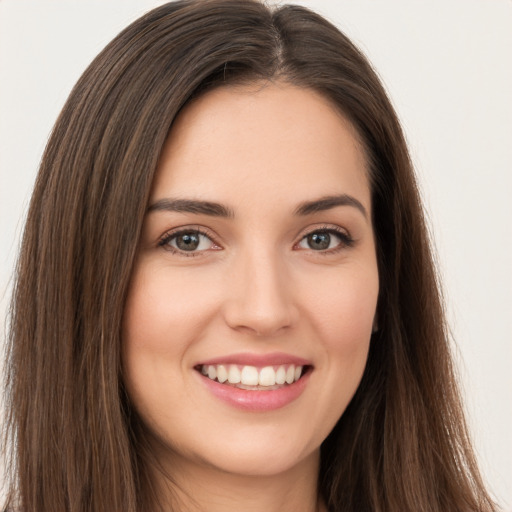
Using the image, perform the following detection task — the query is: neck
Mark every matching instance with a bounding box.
[149,447,326,512]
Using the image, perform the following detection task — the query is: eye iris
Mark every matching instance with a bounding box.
[308,232,330,250]
[176,233,200,251]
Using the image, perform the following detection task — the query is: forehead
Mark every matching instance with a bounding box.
[152,82,370,212]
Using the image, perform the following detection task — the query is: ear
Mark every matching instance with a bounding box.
[372,314,379,333]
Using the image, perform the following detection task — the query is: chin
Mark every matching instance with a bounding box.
[199,441,319,478]
[147,419,323,479]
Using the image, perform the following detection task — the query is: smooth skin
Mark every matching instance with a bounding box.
[122,82,379,512]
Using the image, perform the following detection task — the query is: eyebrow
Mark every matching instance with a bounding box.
[294,194,368,219]
[147,198,234,217]
[147,194,367,219]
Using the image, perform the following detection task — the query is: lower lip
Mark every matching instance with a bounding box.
[198,370,311,412]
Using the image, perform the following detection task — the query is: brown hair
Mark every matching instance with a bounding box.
[3,1,497,510]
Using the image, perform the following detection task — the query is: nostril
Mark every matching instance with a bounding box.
[221,271,298,337]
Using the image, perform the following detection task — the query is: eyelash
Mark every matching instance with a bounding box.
[296,225,355,255]
[158,225,354,257]
[158,227,218,257]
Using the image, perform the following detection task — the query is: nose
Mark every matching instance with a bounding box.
[222,248,298,337]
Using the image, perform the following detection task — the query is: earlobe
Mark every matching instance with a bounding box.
[372,314,379,333]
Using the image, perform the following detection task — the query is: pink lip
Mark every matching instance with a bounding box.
[196,368,312,413]
[197,352,311,368]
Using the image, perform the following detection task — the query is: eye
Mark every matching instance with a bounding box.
[297,229,353,252]
[159,229,217,254]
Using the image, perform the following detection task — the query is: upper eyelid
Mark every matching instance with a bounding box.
[295,223,351,240]
[155,223,353,250]
[294,225,355,251]
[157,228,221,259]
[159,225,217,242]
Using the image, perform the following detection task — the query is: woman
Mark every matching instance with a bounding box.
[2,0,497,511]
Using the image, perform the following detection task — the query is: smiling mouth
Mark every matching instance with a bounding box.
[195,364,310,390]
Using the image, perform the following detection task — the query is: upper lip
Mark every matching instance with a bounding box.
[196,352,312,368]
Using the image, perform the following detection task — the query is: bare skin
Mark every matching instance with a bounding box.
[122,82,378,512]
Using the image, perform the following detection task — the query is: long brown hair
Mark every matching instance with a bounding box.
[3,1,497,510]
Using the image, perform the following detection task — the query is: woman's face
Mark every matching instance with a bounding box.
[122,83,379,478]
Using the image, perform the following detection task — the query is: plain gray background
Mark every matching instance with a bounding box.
[1,0,511,507]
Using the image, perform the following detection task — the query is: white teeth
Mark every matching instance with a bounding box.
[240,366,259,385]
[285,365,295,384]
[258,366,276,386]
[227,364,241,383]
[200,363,306,387]
[275,365,286,385]
[216,365,228,383]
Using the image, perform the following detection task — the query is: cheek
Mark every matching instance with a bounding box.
[309,265,379,348]
[121,264,212,407]
[122,263,218,357]
[288,265,378,445]
[308,265,377,392]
